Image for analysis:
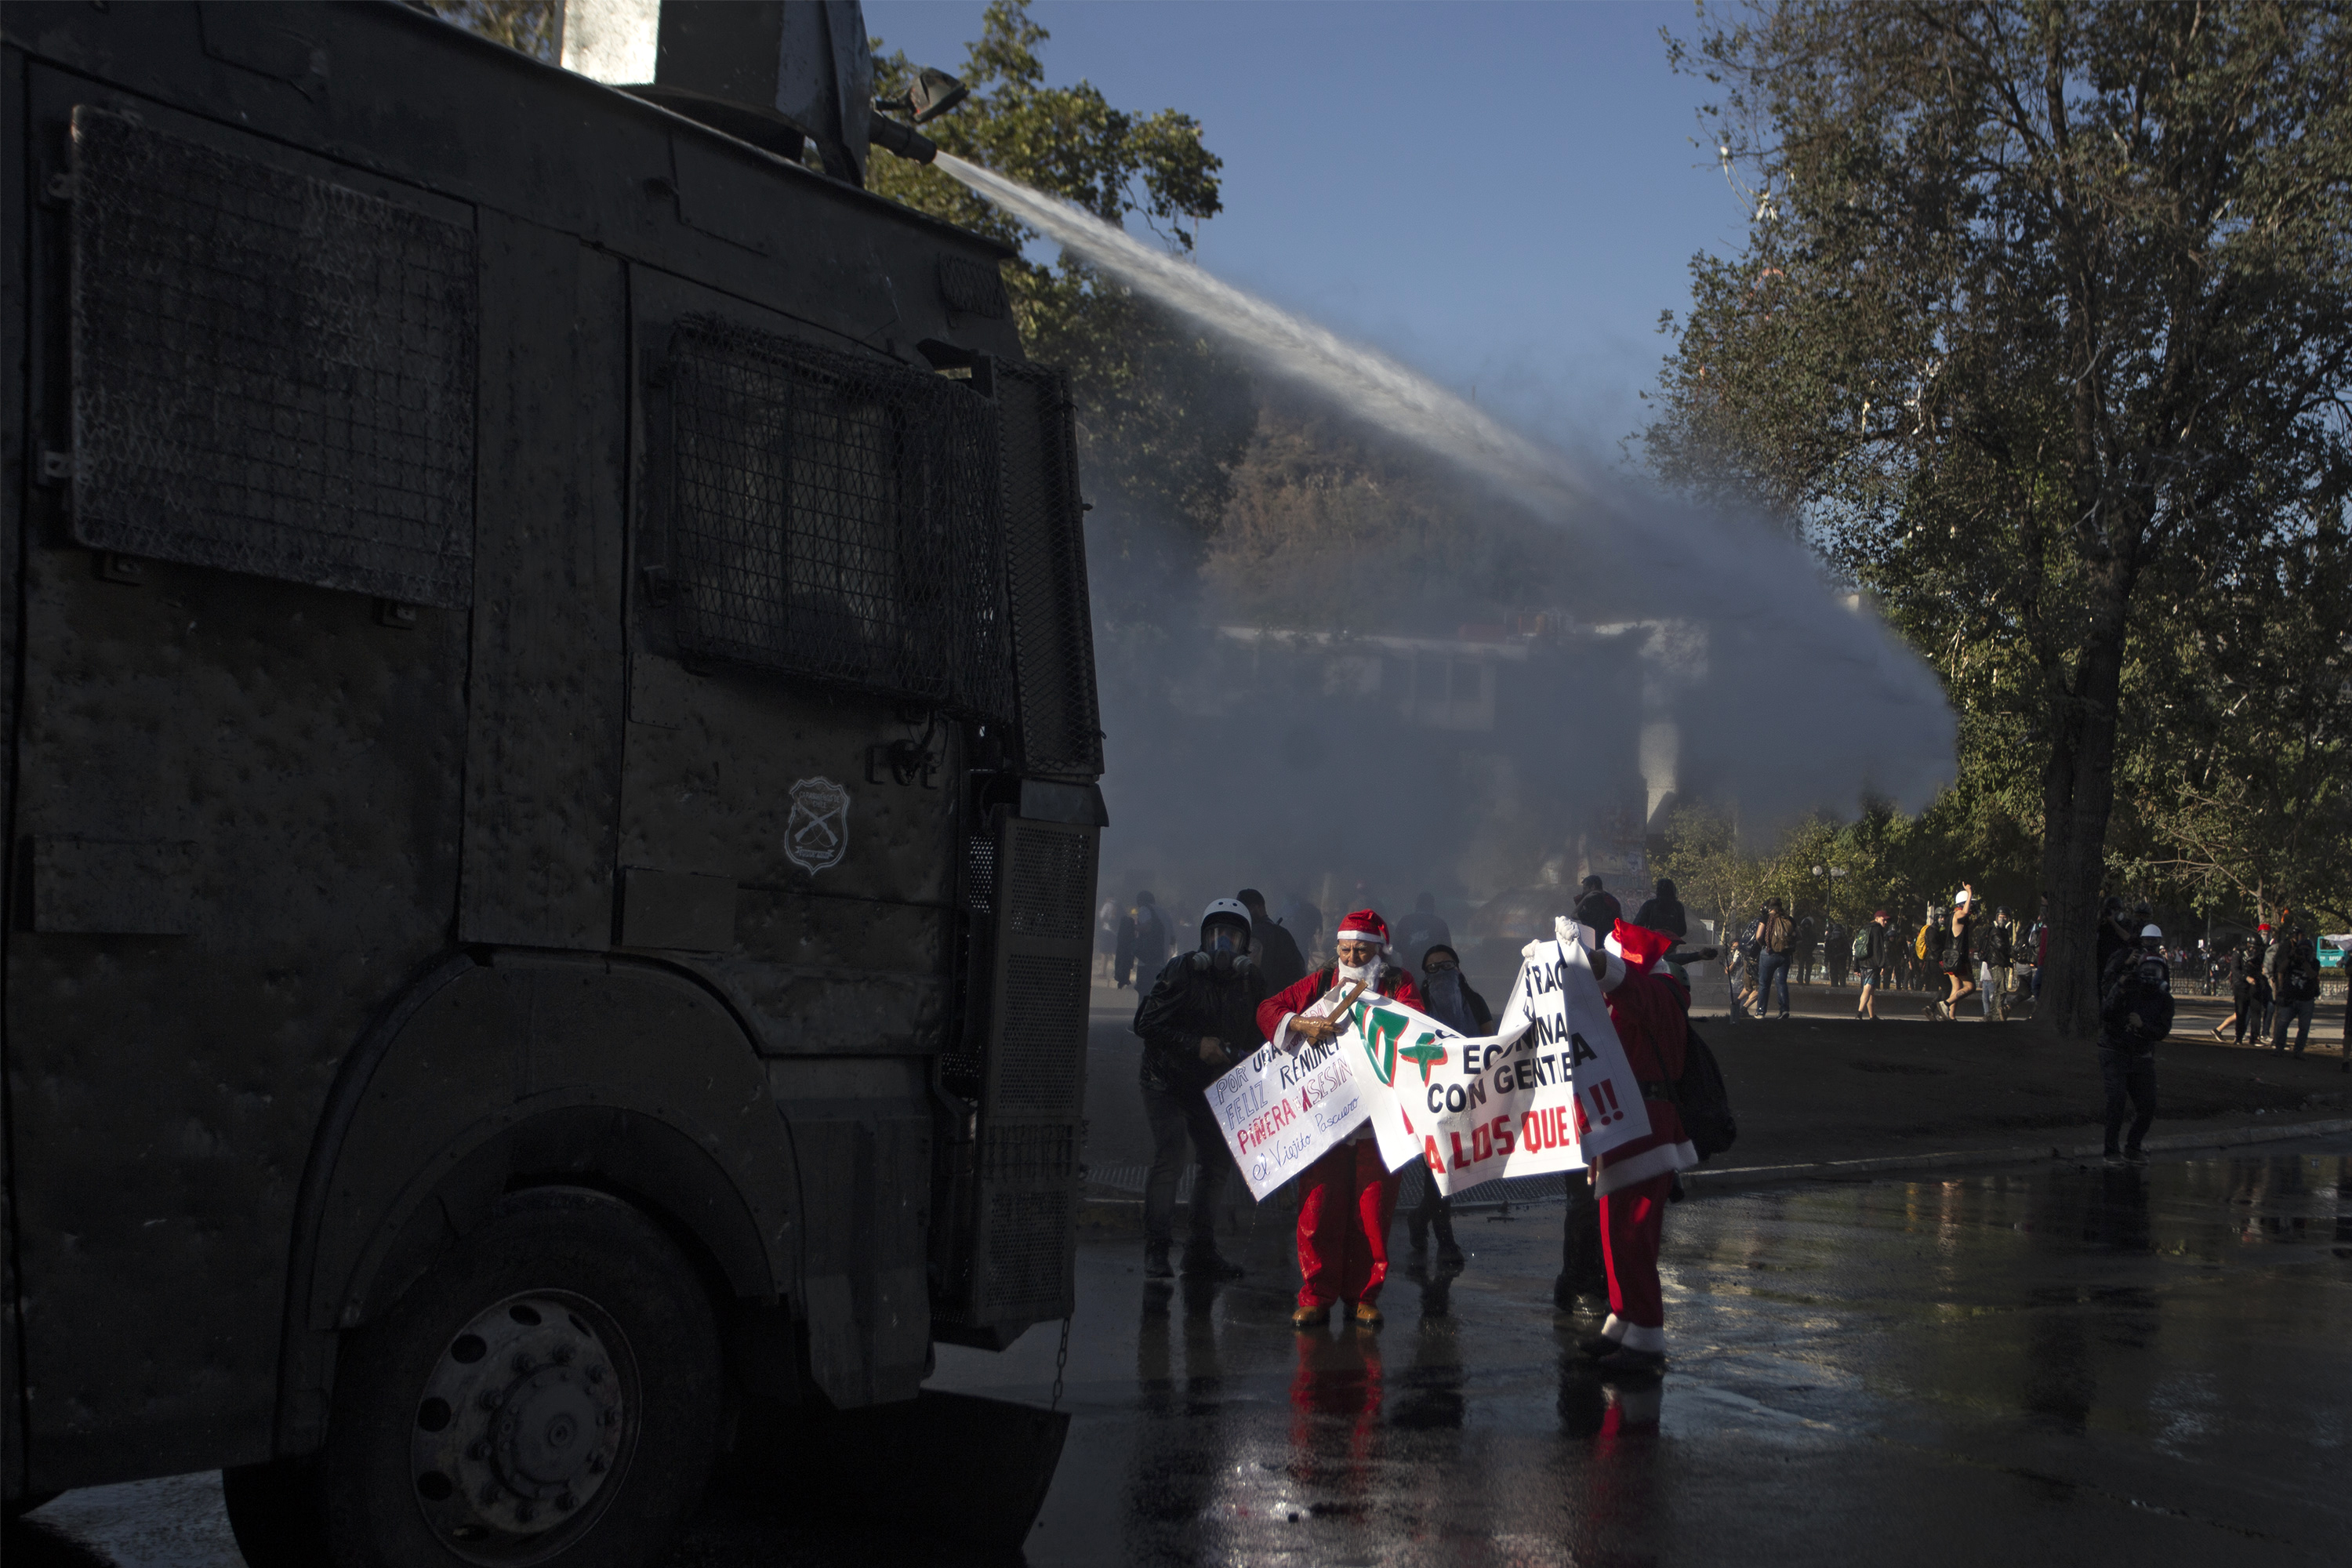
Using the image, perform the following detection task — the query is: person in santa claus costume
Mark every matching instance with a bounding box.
[1257,909,1425,1329]
[1572,917,1700,1376]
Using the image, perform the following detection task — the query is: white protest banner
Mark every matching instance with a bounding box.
[1205,978,1385,1202]
[1373,940,1657,1198]
[1208,942,1660,1203]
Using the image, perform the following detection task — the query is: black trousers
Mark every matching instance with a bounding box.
[1558,1171,1607,1300]
[1141,1079,1229,1248]
[2099,1047,2156,1154]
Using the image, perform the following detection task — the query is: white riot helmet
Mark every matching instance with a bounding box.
[1200,898,1254,949]
[2140,924,2164,946]
[1191,898,1256,972]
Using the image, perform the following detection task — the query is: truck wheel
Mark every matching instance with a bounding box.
[316,1186,723,1568]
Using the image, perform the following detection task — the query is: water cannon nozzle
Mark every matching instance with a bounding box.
[868,114,938,165]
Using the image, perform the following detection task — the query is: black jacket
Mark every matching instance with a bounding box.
[1632,896,1688,939]
[1251,916,1308,993]
[1133,952,1270,1093]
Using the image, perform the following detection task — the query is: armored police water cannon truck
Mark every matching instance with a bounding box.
[1,2,1102,1561]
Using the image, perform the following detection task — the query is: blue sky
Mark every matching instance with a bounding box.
[867,0,1755,459]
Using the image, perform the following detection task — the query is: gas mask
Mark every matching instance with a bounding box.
[1189,923,1254,975]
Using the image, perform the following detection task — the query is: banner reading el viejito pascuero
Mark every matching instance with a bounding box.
[1207,939,1653,1202]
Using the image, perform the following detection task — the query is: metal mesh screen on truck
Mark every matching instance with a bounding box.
[662,318,1014,721]
[67,107,477,608]
[995,362,1102,779]
[962,815,1096,1327]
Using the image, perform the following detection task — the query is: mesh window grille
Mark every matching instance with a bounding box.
[67,107,477,608]
[994,953,1087,1115]
[996,361,1102,776]
[663,317,1014,718]
[982,1187,1072,1319]
[1004,828,1094,943]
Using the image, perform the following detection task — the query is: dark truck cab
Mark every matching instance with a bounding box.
[0,2,1099,1559]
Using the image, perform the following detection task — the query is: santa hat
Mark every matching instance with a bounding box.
[1335,909,1390,951]
[1606,919,1675,975]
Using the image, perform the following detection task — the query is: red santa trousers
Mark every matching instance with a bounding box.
[1295,1138,1400,1309]
[1598,1173,1671,1341]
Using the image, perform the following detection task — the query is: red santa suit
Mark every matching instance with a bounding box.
[1584,920,1699,1358]
[1256,909,1425,1315]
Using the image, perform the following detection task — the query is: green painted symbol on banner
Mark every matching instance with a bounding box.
[1398,1033,1450,1085]
[1359,1006,1410,1087]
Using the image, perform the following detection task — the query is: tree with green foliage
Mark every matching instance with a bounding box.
[414,0,557,62]
[871,2,1254,603]
[1642,0,2352,1034]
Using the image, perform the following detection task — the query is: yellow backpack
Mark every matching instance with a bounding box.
[1914,922,1933,960]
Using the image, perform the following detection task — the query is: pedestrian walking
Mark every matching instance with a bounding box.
[1752,898,1795,1020]
[1131,900,1266,1280]
[2029,895,2051,1004]
[1980,906,2015,1022]
[2268,921,2321,1057]
[1573,922,1700,1376]
[1406,942,1488,1270]
[1824,917,1850,989]
[1721,913,1750,1022]
[1236,887,1308,992]
[2099,924,2174,1165]
[2248,924,2275,1041]
[1096,897,1120,980]
[1853,909,1892,1019]
[2215,946,2253,1042]
[1259,909,1425,1330]
[1936,888,1980,1020]
[1130,891,1172,983]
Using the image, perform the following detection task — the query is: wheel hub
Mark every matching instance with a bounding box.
[410,1292,631,1554]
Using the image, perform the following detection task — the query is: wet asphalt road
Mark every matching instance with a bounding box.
[16,1136,2350,1567]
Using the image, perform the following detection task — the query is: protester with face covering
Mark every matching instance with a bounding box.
[1236,887,1308,992]
[1405,944,1489,1269]
[1131,900,1268,1281]
[1258,910,1425,1329]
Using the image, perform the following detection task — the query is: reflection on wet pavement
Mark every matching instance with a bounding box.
[13,1139,2347,1567]
[927,1137,2350,1566]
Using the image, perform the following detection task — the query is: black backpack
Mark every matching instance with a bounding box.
[1670,1020,1737,1161]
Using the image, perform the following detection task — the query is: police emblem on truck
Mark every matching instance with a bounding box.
[786,777,851,873]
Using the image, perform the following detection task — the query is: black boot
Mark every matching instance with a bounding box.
[1181,1243,1243,1281]
[1144,1241,1173,1279]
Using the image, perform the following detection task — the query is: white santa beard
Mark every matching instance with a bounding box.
[1336,956,1380,985]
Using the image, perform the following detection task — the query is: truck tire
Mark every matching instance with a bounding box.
[312,1186,722,1568]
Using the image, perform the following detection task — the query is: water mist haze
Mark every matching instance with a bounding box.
[938,153,1955,964]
